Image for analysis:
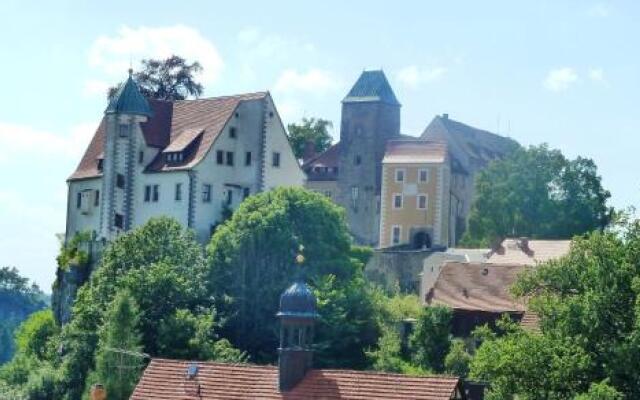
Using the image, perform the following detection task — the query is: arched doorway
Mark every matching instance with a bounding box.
[413,231,431,249]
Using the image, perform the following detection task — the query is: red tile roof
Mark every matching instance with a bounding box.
[68,92,267,181]
[427,262,528,313]
[383,140,448,164]
[303,143,341,181]
[486,238,571,266]
[131,358,462,400]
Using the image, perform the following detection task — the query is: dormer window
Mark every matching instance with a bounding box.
[165,152,184,164]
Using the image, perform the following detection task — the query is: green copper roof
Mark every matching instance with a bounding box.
[105,71,153,117]
[343,70,400,105]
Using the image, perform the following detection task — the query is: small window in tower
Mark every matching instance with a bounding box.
[229,127,237,138]
[243,187,250,199]
[351,186,359,200]
[152,185,159,202]
[216,150,224,165]
[354,155,361,165]
[226,190,233,205]
[94,190,100,207]
[226,151,234,166]
[175,183,182,201]
[245,151,252,166]
[393,193,403,209]
[118,124,129,138]
[97,159,104,172]
[116,174,125,189]
[395,169,405,183]
[138,151,144,164]
[76,192,82,209]
[269,111,274,118]
[272,152,281,167]
[114,213,124,229]
[202,184,212,203]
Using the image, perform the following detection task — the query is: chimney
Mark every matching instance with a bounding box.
[277,281,318,391]
[90,384,106,400]
[302,140,317,163]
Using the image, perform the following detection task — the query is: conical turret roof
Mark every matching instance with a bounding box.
[105,70,153,117]
[343,70,400,105]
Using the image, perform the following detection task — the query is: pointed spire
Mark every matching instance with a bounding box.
[105,70,153,117]
[343,70,400,106]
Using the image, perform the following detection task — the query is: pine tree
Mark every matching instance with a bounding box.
[92,290,144,400]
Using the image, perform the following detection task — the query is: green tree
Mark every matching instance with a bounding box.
[444,339,472,378]
[92,291,143,400]
[287,117,333,159]
[14,310,58,361]
[207,187,379,366]
[471,223,640,398]
[0,266,47,364]
[462,144,612,247]
[108,55,203,100]
[574,381,624,400]
[410,306,452,372]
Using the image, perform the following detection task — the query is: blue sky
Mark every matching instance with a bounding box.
[1,0,638,290]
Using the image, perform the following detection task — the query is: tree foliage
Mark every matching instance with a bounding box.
[207,187,379,365]
[287,117,333,159]
[462,144,612,247]
[108,55,203,100]
[471,223,640,398]
[410,306,452,372]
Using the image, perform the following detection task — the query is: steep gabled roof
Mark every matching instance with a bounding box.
[69,92,267,180]
[343,70,400,105]
[131,358,462,400]
[105,72,153,117]
[427,262,528,313]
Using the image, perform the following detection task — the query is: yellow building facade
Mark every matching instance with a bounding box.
[379,140,450,249]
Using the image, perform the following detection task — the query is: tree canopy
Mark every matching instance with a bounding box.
[287,117,333,159]
[108,55,203,100]
[470,221,640,398]
[207,187,379,366]
[462,144,612,247]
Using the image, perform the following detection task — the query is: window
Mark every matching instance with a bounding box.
[76,192,82,209]
[393,193,403,209]
[226,190,233,205]
[417,194,428,210]
[419,168,429,183]
[114,213,124,229]
[392,226,401,245]
[152,185,159,202]
[175,183,182,201]
[272,152,281,167]
[118,124,129,138]
[97,159,104,172]
[229,127,237,138]
[226,151,234,166]
[395,169,405,183]
[351,186,359,200]
[202,184,212,203]
[94,190,100,207]
[144,185,151,202]
[216,150,224,165]
[354,155,361,165]
[245,151,252,166]
[243,187,250,199]
[116,174,125,189]
[139,151,144,164]
[323,190,332,198]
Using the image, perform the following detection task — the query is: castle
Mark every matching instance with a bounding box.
[66,71,304,244]
[304,70,518,248]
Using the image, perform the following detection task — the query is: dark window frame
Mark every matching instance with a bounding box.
[226,151,234,166]
[216,150,224,165]
[272,152,281,167]
[152,185,159,202]
[245,151,252,166]
[175,183,182,201]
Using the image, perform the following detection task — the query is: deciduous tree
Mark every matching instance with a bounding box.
[287,118,333,159]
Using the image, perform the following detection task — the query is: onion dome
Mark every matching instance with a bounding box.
[105,69,153,117]
[277,281,318,319]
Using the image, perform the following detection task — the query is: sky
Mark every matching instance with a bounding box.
[0,0,638,291]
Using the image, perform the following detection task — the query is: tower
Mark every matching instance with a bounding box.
[337,70,401,245]
[100,69,152,240]
[277,279,318,391]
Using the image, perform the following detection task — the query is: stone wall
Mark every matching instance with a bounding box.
[364,248,434,293]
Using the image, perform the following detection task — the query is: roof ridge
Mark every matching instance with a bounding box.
[174,91,268,103]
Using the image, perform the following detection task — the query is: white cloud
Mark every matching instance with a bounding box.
[274,68,340,94]
[0,122,95,163]
[588,3,610,18]
[544,67,579,92]
[87,25,223,85]
[396,65,447,88]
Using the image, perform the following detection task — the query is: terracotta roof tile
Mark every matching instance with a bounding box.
[68,92,267,181]
[163,128,204,153]
[428,262,528,313]
[131,359,461,400]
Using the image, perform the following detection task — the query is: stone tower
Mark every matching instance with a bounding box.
[337,70,401,245]
[100,70,152,240]
[277,280,318,391]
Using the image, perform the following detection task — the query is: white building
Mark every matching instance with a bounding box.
[66,71,305,244]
